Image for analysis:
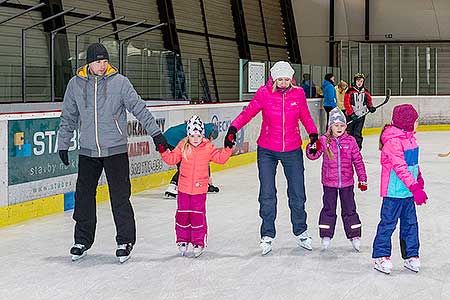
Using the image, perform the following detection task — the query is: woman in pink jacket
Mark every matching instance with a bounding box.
[159,115,233,258]
[372,104,428,274]
[306,108,367,252]
[224,61,319,255]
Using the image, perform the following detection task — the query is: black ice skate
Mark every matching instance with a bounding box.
[70,244,87,261]
[207,184,219,193]
[116,243,133,263]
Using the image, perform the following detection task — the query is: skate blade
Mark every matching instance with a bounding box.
[299,244,313,251]
[261,248,272,256]
[194,250,204,258]
[118,255,131,264]
[374,266,391,275]
[71,252,87,261]
[163,194,177,199]
[404,265,419,273]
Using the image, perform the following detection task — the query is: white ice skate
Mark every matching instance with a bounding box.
[116,243,133,264]
[296,231,312,251]
[321,237,331,250]
[177,242,188,256]
[374,257,392,274]
[193,245,204,258]
[70,244,87,261]
[164,183,178,199]
[404,256,420,273]
[350,237,361,252]
[260,236,273,256]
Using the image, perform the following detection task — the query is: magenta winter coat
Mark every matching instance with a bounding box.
[231,79,318,152]
[306,132,367,188]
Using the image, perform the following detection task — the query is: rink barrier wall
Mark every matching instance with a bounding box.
[1,96,450,228]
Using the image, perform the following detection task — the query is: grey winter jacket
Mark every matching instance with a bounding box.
[57,64,161,157]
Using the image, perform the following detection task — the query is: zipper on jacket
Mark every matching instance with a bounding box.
[336,138,342,188]
[114,119,123,135]
[282,91,285,152]
[94,77,101,156]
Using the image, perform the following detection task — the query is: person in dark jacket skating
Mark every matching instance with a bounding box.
[57,43,169,263]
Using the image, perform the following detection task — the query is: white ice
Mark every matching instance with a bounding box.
[1,131,450,300]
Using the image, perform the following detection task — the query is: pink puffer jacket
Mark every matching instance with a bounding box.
[306,132,367,188]
[231,79,317,152]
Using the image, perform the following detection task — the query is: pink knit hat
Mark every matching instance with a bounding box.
[391,104,419,132]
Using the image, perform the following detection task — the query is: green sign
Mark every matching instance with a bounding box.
[8,118,79,185]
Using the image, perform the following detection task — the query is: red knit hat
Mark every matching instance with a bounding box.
[391,104,419,132]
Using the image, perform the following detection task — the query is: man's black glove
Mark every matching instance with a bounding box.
[368,106,376,113]
[59,150,69,166]
[152,133,169,152]
[224,126,237,148]
[350,113,359,121]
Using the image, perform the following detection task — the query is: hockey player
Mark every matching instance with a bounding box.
[372,104,428,274]
[344,73,376,150]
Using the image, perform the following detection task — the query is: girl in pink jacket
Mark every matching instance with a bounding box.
[159,115,233,257]
[306,108,367,251]
[224,61,319,255]
[372,104,428,274]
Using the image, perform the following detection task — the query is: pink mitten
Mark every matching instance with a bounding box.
[409,183,428,206]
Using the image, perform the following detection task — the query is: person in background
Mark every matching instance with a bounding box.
[322,73,337,131]
[300,73,316,98]
[163,121,220,199]
[344,73,376,150]
[335,80,348,115]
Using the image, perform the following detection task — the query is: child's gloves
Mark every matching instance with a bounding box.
[358,181,368,192]
[152,133,169,152]
[417,171,425,189]
[308,133,320,155]
[224,126,237,148]
[409,182,428,206]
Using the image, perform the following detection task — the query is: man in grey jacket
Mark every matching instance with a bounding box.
[57,43,169,263]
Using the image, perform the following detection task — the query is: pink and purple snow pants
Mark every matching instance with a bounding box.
[175,192,207,247]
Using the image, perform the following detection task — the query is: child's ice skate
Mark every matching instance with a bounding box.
[321,237,331,250]
[350,237,361,252]
[260,236,273,256]
[164,183,178,199]
[70,244,87,261]
[177,242,188,256]
[404,256,420,273]
[193,245,204,258]
[374,256,392,274]
[296,231,312,251]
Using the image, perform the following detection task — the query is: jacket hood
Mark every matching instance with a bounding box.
[76,63,118,80]
[381,125,414,145]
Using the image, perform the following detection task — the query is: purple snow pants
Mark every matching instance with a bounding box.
[318,185,361,239]
[175,192,208,247]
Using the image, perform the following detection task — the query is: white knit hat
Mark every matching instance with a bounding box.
[270,61,295,80]
[186,115,205,136]
[328,107,347,127]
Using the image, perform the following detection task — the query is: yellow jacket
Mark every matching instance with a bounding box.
[335,86,347,110]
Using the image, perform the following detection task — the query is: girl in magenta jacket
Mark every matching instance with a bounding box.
[306,108,367,251]
[372,104,428,274]
[224,61,319,255]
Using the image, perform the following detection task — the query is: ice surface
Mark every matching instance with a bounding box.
[1,131,450,300]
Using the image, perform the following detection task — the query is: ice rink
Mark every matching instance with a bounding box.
[1,131,450,300]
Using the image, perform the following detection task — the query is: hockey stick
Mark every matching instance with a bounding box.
[438,151,450,157]
[347,88,392,125]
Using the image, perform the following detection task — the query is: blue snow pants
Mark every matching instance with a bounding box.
[372,196,419,259]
